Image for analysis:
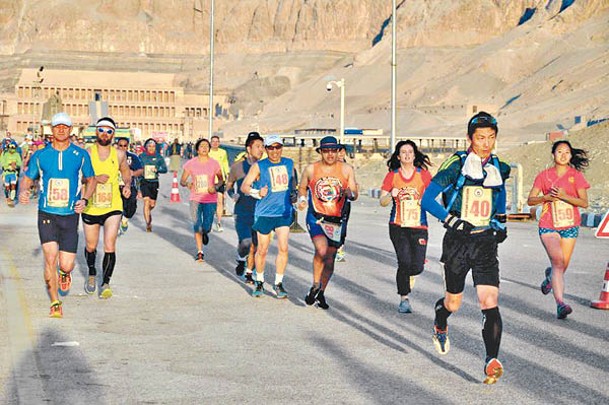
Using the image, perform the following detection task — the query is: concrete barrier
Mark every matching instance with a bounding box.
[368,188,381,198]
[581,212,603,228]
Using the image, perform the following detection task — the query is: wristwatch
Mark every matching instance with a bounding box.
[81,198,89,205]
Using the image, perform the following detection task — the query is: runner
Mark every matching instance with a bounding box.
[225,131,265,283]
[420,111,510,384]
[82,117,132,298]
[138,138,168,232]
[298,136,358,309]
[526,140,590,319]
[0,143,22,207]
[167,138,182,173]
[18,112,96,318]
[241,135,296,298]
[180,138,224,262]
[334,144,350,262]
[209,135,230,232]
[380,140,432,313]
[115,137,143,235]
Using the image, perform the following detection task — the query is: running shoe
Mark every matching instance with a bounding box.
[335,247,345,262]
[195,252,204,262]
[316,290,330,310]
[215,222,224,233]
[57,270,72,296]
[541,267,552,295]
[483,358,504,385]
[85,276,96,295]
[252,281,264,297]
[202,232,209,246]
[99,283,113,299]
[146,224,152,233]
[398,298,413,314]
[49,300,63,318]
[557,303,573,319]
[243,272,255,285]
[304,286,319,306]
[120,218,129,234]
[432,324,450,355]
[274,282,288,299]
[235,260,246,276]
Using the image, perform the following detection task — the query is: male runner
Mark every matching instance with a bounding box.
[115,137,143,235]
[241,135,296,298]
[209,135,230,232]
[138,138,168,232]
[19,112,96,318]
[421,111,510,384]
[226,131,264,283]
[1,143,22,206]
[298,136,358,309]
[82,117,132,298]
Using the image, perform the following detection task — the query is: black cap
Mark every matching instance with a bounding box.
[467,111,498,137]
[245,131,263,148]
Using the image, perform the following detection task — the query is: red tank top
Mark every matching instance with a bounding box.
[308,162,349,218]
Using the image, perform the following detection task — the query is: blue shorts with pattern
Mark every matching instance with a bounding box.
[539,226,579,238]
[190,201,216,234]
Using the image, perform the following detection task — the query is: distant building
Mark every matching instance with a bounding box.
[466,103,499,117]
[1,68,229,141]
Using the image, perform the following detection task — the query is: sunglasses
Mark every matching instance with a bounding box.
[117,143,129,148]
[97,127,115,135]
[470,116,497,126]
[266,145,283,150]
[320,148,338,153]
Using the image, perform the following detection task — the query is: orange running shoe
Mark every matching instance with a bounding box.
[49,300,63,318]
[483,358,504,385]
[58,270,72,296]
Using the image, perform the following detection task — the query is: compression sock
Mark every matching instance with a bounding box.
[85,249,97,276]
[434,298,452,330]
[482,307,503,360]
[102,252,116,285]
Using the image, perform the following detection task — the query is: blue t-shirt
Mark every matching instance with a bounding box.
[255,157,294,218]
[25,143,95,215]
[126,151,143,187]
[234,159,257,216]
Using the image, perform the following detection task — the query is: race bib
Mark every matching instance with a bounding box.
[461,186,492,227]
[551,200,575,228]
[399,199,421,228]
[144,165,156,180]
[47,178,70,208]
[269,165,289,192]
[320,220,343,243]
[93,182,113,208]
[195,175,209,194]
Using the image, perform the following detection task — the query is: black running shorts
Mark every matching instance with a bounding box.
[38,211,80,253]
[82,210,122,226]
[440,229,500,294]
[140,180,159,200]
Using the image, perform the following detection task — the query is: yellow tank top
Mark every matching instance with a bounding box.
[84,144,123,215]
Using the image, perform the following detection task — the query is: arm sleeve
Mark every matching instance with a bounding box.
[157,155,168,174]
[421,181,449,222]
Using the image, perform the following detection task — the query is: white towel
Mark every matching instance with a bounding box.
[461,153,503,188]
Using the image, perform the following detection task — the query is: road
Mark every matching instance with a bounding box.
[1,173,608,404]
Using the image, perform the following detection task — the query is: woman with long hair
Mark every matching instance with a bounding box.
[379,140,432,313]
[527,140,590,319]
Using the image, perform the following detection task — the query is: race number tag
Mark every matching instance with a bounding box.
[195,175,209,194]
[93,183,112,208]
[399,199,421,228]
[269,165,289,192]
[551,200,575,228]
[144,165,156,180]
[47,178,70,208]
[321,221,343,243]
[461,186,492,227]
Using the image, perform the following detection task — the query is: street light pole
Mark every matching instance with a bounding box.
[327,78,345,144]
[208,0,215,140]
[391,0,397,150]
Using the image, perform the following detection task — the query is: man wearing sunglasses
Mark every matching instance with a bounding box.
[240,135,297,299]
[82,117,132,298]
[19,112,96,318]
[297,136,358,309]
[115,137,143,235]
[421,111,510,384]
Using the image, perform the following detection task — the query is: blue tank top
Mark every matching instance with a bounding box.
[255,157,294,218]
[25,143,95,215]
[234,159,256,216]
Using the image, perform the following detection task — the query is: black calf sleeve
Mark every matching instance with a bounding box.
[102,252,116,285]
[434,298,452,330]
[85,249,97,276]
[482,307,502,360]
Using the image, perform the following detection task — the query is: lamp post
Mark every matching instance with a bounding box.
[391,0,397,150]
[326,78,345,145]
[208,0,215,140]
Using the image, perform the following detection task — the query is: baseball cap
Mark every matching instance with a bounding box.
[264,134,283,147]
[51,112,72,127]
[245,131,263,147]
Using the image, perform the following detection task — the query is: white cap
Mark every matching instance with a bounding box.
[264,134,283,147]
[51,112,72,127]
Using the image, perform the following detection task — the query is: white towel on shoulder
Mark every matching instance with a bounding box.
[461,153,503,188]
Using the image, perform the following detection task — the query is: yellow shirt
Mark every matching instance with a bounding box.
[208,148,229,178]
[84,145,123,215]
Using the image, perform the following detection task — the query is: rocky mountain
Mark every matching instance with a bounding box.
[1,0,608,142]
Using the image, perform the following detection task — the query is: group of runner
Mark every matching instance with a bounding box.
[16,110,591,385]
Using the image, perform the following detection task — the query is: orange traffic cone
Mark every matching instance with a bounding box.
[170,172,181,203]
[591,262,609,310]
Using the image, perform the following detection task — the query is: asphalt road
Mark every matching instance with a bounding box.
[1,173,608,404]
